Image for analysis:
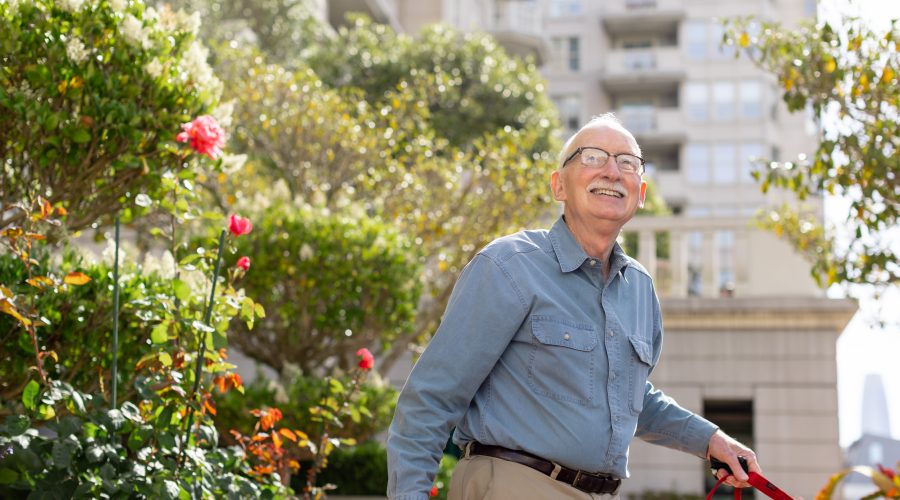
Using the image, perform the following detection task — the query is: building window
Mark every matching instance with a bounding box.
[685,143,710,184]
[712,143,737,184]
[739,81,762,120]
[685,82,708,122]
[553,94,582,133]
[685,20,707,60]
[739,143,765,184]
[548,0,583,17]
[687,230,704,296]
[568,37,580,71]
[704,400,754,496]
[716,230,736,295]
[712,82,736,121]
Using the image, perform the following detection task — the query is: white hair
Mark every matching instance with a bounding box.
[557,113,641,168]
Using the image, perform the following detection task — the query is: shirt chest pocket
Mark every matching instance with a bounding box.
[627,335,654,415]
[528,316,598,406]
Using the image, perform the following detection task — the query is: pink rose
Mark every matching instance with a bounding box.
[236,256,250,271]
[176,115,225,159]
[228,214,252,236]
[356,348,374,371]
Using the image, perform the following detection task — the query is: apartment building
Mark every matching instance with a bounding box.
[326,0,857,497]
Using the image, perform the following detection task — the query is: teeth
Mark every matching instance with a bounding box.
[590,188,623,198]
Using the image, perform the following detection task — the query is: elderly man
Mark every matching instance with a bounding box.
[387,114,760,499]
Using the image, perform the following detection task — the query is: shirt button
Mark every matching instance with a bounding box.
[608,329,614,337]
[590,259,597,266]
[564,333,571,341]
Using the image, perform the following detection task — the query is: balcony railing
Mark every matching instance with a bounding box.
[620,215,820,299]
[489,0,542,36]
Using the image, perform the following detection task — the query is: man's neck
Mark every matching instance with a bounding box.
[562,213,620,277]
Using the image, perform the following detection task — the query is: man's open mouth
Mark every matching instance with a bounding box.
[589,187,624,198]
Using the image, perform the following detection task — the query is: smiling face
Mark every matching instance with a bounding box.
[551,123,647,233]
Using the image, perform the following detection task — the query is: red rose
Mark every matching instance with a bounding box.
[356,348,374,371]
[430,486,439,497]
[237,256,250,271]
[176,115,225,159]
[228,214,252,236]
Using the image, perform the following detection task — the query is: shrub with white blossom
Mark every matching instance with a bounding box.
[0,0,223,231]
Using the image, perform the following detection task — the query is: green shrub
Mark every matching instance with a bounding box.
[316,440,388,495]
[230,203,422,375]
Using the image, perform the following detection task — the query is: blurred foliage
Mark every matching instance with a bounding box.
[0,0,223,232]
[215,369,398,453]
[315,440,388,496]
[725,17,898,289]
[817,462,900,499]
[164,0,328,67]
[229,203,421,374]
[306,16,558,151]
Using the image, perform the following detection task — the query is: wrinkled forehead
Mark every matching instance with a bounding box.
[559,123,641,166]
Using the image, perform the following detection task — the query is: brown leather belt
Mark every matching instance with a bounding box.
[468,442,621,495]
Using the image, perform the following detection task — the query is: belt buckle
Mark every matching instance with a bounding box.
[572,471,588,490]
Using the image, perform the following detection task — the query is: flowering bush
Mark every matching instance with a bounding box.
[0,0,224,231]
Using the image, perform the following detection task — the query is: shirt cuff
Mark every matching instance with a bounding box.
[682,414,720,458]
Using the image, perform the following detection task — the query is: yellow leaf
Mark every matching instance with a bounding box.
[64,272,91,285]
[57,80,68,94]
[55,206,68,216]
[2,227,23,238]
[0,299,31,326]
[70,76,83,89]
[738,32,750,48]
[0,285,12,298]
[25,233,47,241]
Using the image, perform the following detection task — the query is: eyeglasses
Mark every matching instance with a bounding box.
[562,147,645,176]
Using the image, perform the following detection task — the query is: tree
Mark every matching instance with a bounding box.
[725,17,898,289]
[0,0,222,232]
[306,16,557,152]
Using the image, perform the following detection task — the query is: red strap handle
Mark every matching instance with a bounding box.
[706,471,794,500]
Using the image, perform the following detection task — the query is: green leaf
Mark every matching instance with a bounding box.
[158,352,173,367]
[85,445,104,463]
[51,438,79,469]
[151,321,169,344]
[22,380,39,411]
[71,128,91,144]
[37,404,55,420]
[3,414,30,436]
[120,402,141,422]
[172,280,190,302]
[0,468,18,484]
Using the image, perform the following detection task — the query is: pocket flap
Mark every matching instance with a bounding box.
[628,336,653,365]
[531,317,598,351]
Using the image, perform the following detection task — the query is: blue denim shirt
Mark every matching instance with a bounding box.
[387,217,718,499]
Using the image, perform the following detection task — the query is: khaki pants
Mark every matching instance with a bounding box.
[448,455,621,500]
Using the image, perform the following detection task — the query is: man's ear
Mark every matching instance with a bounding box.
[551,170,566,202]
[638,180,647,209]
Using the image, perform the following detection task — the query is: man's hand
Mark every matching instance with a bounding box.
[707,430,759,488]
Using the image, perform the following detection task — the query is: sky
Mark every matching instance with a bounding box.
[817,0,900,447]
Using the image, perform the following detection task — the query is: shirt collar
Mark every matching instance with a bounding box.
[549,216,631,280]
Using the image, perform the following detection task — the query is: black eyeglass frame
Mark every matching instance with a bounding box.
[562,146,646,175]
